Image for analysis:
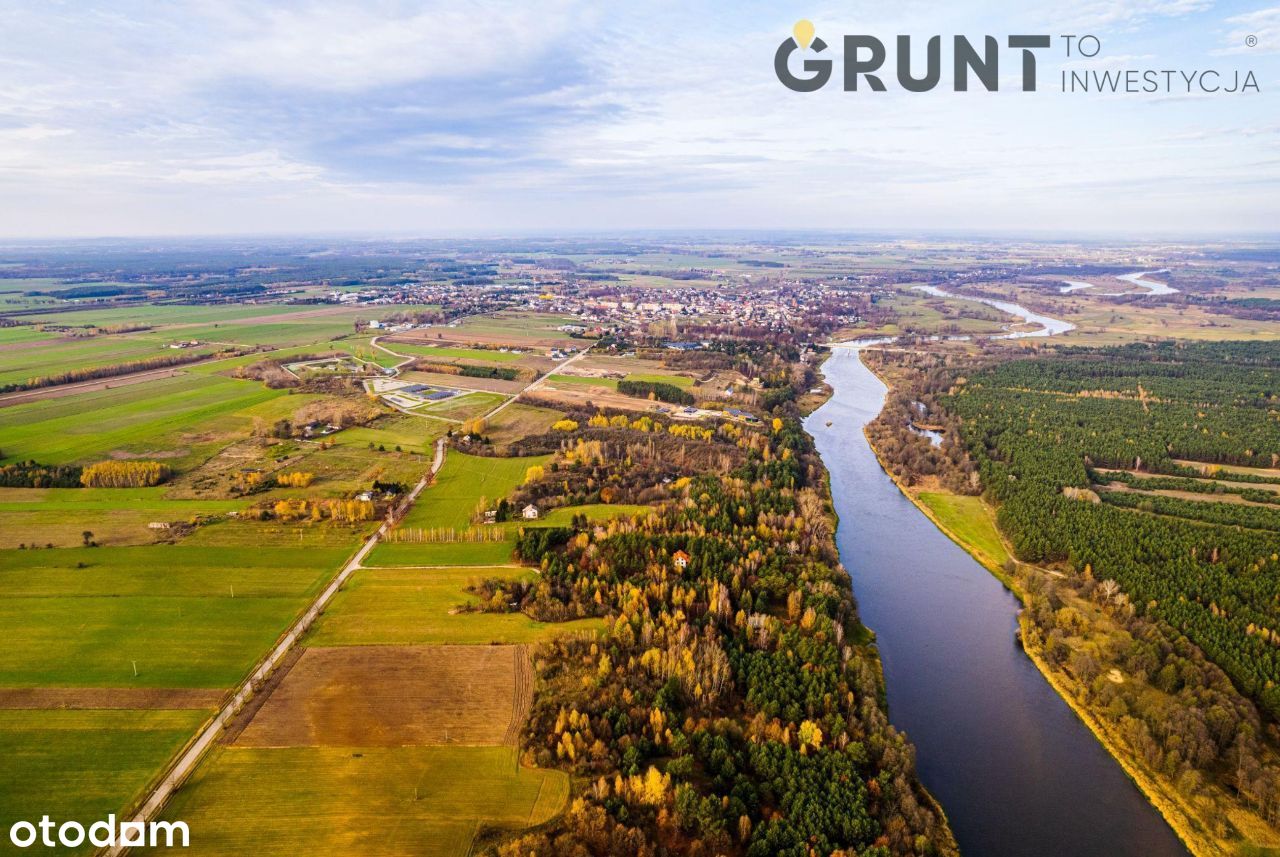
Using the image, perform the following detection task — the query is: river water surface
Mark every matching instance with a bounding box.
[807,345,1189,857]
[912,285,1076,337]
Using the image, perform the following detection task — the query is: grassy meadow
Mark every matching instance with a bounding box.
[0,544,345,687]
[161,746,568,857]
[0,709,211,854]
[916,492,1011,573]
[396,452,549,531]
[0,373,285,467]
[307,566,603,647]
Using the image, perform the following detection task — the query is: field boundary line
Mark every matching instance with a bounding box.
[359,563,525,570]
[103,437,448,857]
[485,342,593,420]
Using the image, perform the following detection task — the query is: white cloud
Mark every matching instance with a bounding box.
[199,0,589,91]
[1045,0,1214,30]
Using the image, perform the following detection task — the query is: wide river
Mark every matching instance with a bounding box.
[807,345,1190,857]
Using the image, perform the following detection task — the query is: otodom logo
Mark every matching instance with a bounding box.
[774,19,1050,92]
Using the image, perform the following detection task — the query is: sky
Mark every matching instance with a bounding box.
[0,0,1276,238]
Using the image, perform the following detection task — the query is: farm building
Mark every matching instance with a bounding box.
[522,504,539,520]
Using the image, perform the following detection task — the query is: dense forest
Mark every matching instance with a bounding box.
[863,341,1280,847]
[483,342,956,857]
[861,340,1280,842]
[947,342,1280,718]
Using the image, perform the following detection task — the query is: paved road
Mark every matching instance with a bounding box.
[369,334,416,376]
[483,344,593,420]
[105,437,448,856]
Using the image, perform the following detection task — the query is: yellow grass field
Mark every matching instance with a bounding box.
[234,644,532,748]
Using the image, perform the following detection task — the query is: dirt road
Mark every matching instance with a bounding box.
[104,437,448,856]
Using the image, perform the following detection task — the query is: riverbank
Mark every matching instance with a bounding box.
[811,345,1191,857]
[855,347,1247,857]
[803,378,962,856]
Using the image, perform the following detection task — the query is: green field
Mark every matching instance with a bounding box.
[917,492,1011,572]
[0,709,211,855]
[549,373,617,390]
[0,488,249,548]
[365,505,643,567]
[381,342,526,364]
[330,414,448,455]
[365,539,516,567]
[0,544,344,687]
[16,304,304,327]
[161,745,567,857]
[345,336,404,369]
[625,372,693,388]
[416,391,508,420]
[0,334,216,388]
[454,311,583,341]
[307,566,602,646]
[0,373,286,468]
[0,327,59,345]
[397,452,549,531]
[497,503,647,534]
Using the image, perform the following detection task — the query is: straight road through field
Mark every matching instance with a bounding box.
[484,343,593,420]
[104,437,449,856]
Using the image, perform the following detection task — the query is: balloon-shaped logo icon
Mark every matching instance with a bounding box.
[793,19,815,49]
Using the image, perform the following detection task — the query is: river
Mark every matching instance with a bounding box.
[1056,271,1178,296]
[807,344,1189,857]
[1115,270,1177,295]
[912,285,1076,337]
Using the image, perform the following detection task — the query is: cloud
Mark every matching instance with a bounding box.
[0,0,1274,235]
[1045,0,1214,30]
[200,0,589,91]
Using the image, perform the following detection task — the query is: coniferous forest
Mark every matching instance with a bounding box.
[948,342,1280,721]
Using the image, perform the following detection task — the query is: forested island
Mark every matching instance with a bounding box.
[864,341,1280,856]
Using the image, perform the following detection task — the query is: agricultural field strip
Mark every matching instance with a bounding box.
[0,353,229,408]
[104,438,447,856]
[486,343,593,420]
[231,644,531,748]
[0,337,339,408]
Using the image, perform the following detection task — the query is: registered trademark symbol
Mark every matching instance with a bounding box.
[1246,34,1258,48]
